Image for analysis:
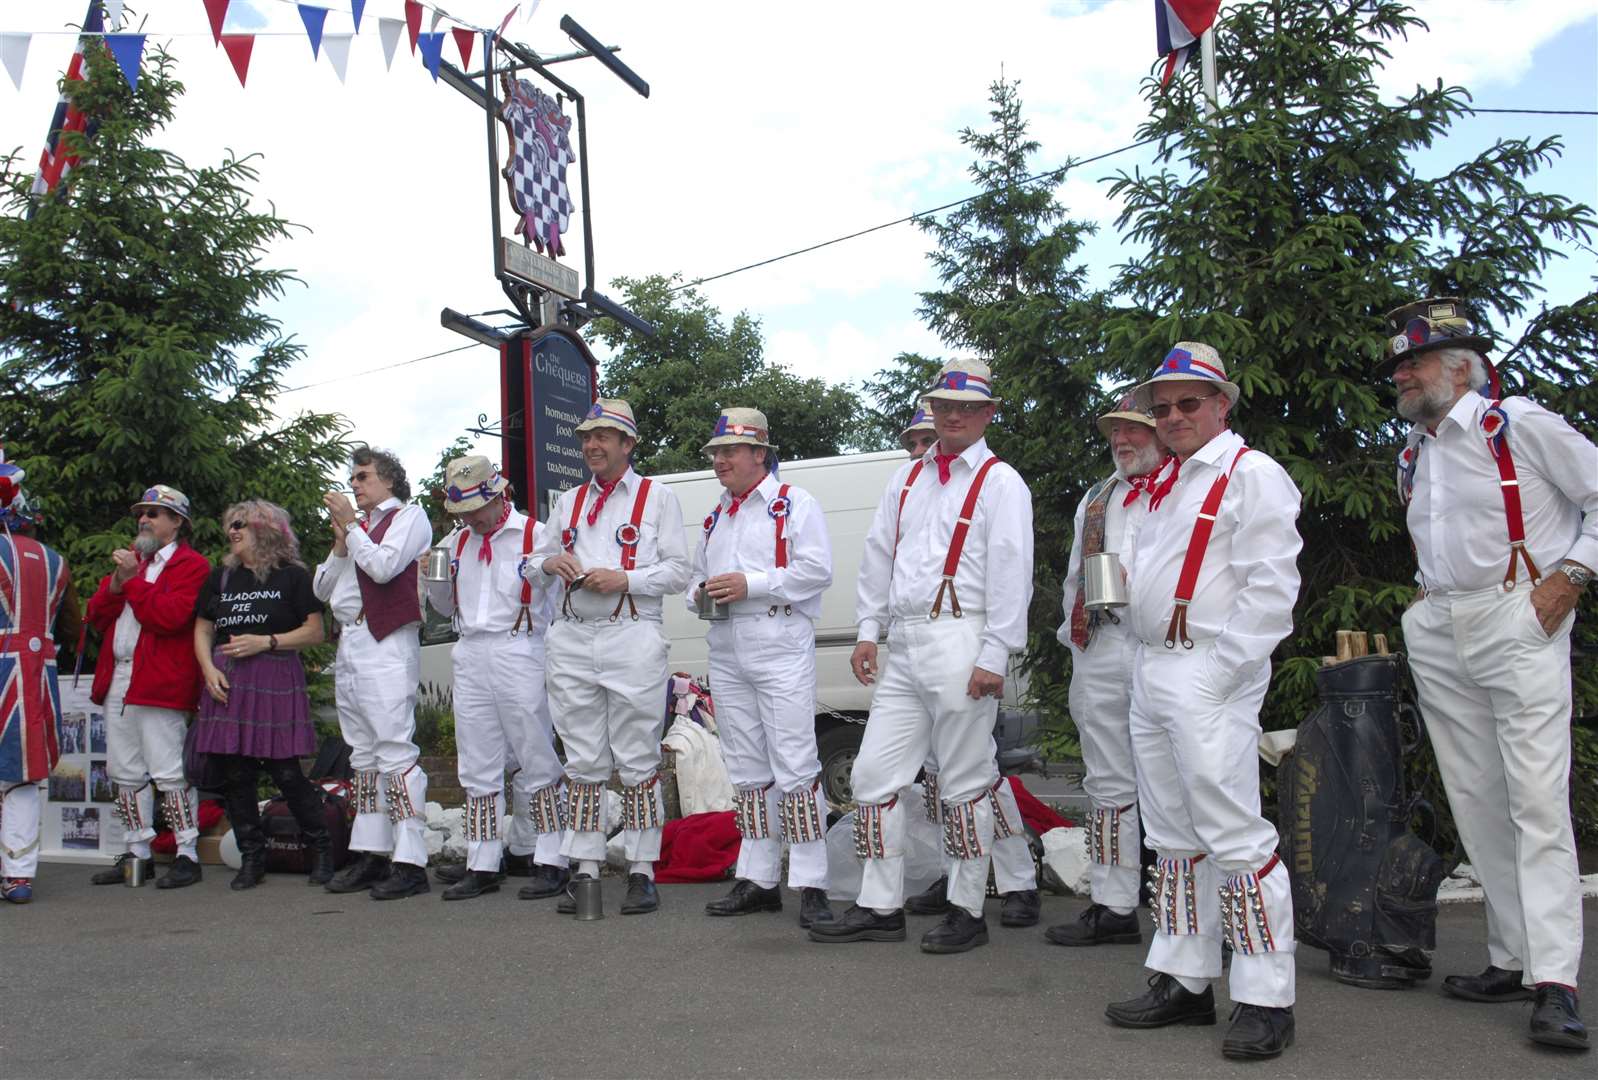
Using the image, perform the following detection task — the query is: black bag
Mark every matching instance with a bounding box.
[262,780,354,873]
[182,719,227,791]
[1278,653,1447,989]
[306,733,353,781]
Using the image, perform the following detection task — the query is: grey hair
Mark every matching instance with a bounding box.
[350,444,411,501]
[222,500,304,577]
[1435,347,1489,393]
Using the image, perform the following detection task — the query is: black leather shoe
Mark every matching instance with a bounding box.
[306,847,336,887]
[1106,973,1217,1028]
[442,869,503,900]
[90,853,150,886]
[620,873,659,915]
[808,904,906,943]
[325,852,389,894]
[799,887,834,929]
[1529,984,1588,1050]
[999,888,1041,928]
[503,852,536,877]
[556,872,594,914]
[230,854,267,891]
[1442,965,1534,1003]
[905,875,951,916]
[705,879,783,917]
[518,865,571,900]
[155,855,203,890]
[370,862,430,900]
[433,863,468,886]
[1046,903,1143,946]
[1222,1004,1296,1060]
[920,908,990,954]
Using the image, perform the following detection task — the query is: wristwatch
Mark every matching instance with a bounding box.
[268,633,279,651]
[1557,562,1593,589]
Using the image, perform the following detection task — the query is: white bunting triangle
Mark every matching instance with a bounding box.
[105,0,126,30]
[323,32,352,83]
[0,33,29,90]
[377,17,403,70]
[525,0,541,24]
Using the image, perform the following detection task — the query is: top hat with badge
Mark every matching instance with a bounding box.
[1375,297,1494,381]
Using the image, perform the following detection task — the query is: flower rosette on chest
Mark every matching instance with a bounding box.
[1480,404,1510,455]
[614,522,642,549]
[560,526,579,551]
[766,496,791,522]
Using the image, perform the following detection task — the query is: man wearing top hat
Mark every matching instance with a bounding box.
[689,408,836,929]
[83,484,211,890]
[1045,394,1170,948]
[810,359,1034,955]
[525,399,689,916]
[315,446,435,900]
[1380,297,1594,1050]
[424,455,567,902]
[1102,342,1303,1060]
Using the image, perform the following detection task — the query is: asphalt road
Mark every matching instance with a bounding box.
[3,866,1592,1079]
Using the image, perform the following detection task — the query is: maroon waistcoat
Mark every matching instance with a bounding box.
[356,507,421,642]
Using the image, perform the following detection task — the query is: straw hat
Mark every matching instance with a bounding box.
[129,484,192,522]
[1095,392,1157,439]
[442,455,510,513]
[923,359,1001,404]
[701,407,776,452]
[574,398,639,438]
[1132,342,1240,410]
[899,407,935,443]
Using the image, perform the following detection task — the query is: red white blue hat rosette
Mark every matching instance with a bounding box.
[574,398,639,438]
[1133,341,1241,410]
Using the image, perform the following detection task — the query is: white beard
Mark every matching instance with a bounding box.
[1115,444,1165,480]
[133,534,162,557]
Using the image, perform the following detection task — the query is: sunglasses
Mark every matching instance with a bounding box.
[928,400,991,416]
[1150,392,1218,420]
[137,508,167,520]
[227,519,246,533]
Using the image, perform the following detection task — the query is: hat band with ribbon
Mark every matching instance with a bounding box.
[447,478,502,504]
[1156,346,1227,383]
[582,403,638,436]
[935,370,993,397]
[711,417,769,442]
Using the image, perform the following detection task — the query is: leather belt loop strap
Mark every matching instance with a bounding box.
[609,478,652,622]
[511,520,537,637]
[930,456,1001,620]
[1165,446,1251,649]
[1483,400,1540,591]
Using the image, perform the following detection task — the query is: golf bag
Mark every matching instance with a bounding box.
[1277,653,1446,989]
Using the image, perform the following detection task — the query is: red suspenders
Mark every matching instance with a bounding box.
[1482,401,1540,589]
[512,522,538,635]
[916,456,1002,620]
[608,479,652,620]
[894,460,925,552]
[1165,446,1251,649]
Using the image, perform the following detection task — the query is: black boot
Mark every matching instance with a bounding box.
[370,861,430,900]
[1045,903,1143,946]
[1222,1004,1296,1060]
[304,837,335,887]
[518,864,571,900]
[503,852,536,877]
[223,754,266,891]
[704,879,783,917]
[325,851,389,894]
[1106,973,1217,1028]
[266,758,333,887]
[433,863,468,885]
[230,821,268,891]
[156,855,203,890]
[1528,984,1588,1050]
[904,875,951,916]
[920,908,990,954]
[442,869,503,901]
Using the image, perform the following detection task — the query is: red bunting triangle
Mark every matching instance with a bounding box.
[220,33,253,86]
[203,0,230,46]
[451,27,476,68]
[405,1,422,54]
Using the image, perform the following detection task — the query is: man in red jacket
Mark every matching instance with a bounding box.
[84,485,210,889]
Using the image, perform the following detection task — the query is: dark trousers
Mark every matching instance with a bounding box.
[221,755,328,857]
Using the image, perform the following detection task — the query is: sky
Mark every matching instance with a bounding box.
[3,0,1595,486]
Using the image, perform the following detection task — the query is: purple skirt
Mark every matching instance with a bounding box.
[193,647,315,760]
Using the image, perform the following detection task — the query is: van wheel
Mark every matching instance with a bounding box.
[817,725,864,808]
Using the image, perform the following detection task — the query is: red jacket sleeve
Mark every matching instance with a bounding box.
[121,551,211,636]
[85,573,127,633]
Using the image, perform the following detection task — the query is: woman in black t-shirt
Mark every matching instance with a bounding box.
[192,500,329,890]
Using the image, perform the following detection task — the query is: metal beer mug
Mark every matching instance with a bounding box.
[123,857,147,887]
[424,541,453,583]
[573,875,604,920]
[1083,552,1129,611]
[695,583,730,622]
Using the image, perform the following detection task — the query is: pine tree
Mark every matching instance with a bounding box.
[0,44,348,613]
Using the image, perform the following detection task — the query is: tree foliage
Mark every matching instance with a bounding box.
[0,45,349,630]
[586,274,872,474]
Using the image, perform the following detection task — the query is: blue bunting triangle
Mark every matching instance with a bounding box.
[298,4,328,59]
[351,0,366,33]
[416,31,445,81]
[103,33,145,92]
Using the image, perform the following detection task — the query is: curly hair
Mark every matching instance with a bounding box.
[351,444,411,502]
[222,500,303,578]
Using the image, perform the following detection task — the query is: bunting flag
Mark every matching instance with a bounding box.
[298,4,328,59]
[1155,0,1220,87]
[377,17,403,70]
[524,0,541,25]
[351,0,366,34]
[220,33,253,87]
[203,0,230,46]
[1,34,29,91]
[405,1,422,54]
[498,6,520,37]
[451,26,476,68]
[104,0,125,29]
[103,33,144,92]
[416,31,444,81]
[32,1,104,199]
[324,33,352,83]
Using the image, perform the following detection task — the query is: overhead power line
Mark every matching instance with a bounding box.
[281,343,480,394]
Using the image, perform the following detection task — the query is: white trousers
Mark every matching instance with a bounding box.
[545,616,668,864]
[920,767,1035,893]
[0,782,42,877]
[709,614,829,890]
[1130,642,1295,1008]
[104,659,196,857]
[334,621,426,864]
[1068,623,1143,912]
[453,631,567,872]
[1403,581,1583,987]
[850,617,1000,918]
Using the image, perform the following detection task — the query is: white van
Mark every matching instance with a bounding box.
[418,449,1036,806]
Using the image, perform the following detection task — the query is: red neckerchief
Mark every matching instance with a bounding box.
[724,479,762,516]
[1147,456,1182,511]
[477,500,513,563]
[1123,456,1173,507]
[586,475,622,526]
[934,452,959,484]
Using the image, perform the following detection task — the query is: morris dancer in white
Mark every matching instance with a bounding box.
[425,455,567,902]
[691,408,836,929]
[810,360,1033,954]
[1105,343,1302,1061]
[316,446,434,900]
[1382,298,1593,1051]
[527,399,689,916]
[1046,395,1168,947]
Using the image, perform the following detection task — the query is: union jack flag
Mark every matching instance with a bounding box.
[1155,0,1220,87]
[0,534,69,784]
[31,1,107,201]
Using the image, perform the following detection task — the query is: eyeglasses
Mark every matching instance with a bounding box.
[227,519,246,533]
[928,400,991,416]
[704,446,755,462]
[1150,393,1218,420]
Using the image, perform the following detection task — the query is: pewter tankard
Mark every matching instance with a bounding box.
[424,541,453,583]
[1083,552,1129,611]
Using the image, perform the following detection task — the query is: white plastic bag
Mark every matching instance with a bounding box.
[825,785,944,902]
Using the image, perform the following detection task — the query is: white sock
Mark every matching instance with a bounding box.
[1173,974,1210,995]
[578,860,600,878]
[749,878,779,890]
[629,861,654,880]
[177,841,198,861]
[1109,905,1135,916]
[873,907,898,917]
[129,841,152,859]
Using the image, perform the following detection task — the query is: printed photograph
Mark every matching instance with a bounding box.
[88,711,107,754]
[48,761,86,802]
[58,712,86,756]
[89,759,113,803]
[61,806,100,850]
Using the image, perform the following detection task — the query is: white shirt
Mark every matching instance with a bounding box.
[112,539,177,661]
[856,438,1034,675]
[427,510,558,636]
[686,472,833,620]
[313,498,433,627]
[1128,429,1303,693]
[1401,390,1598,593]
[523,467,690,622]
[1057,472,1154,650]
